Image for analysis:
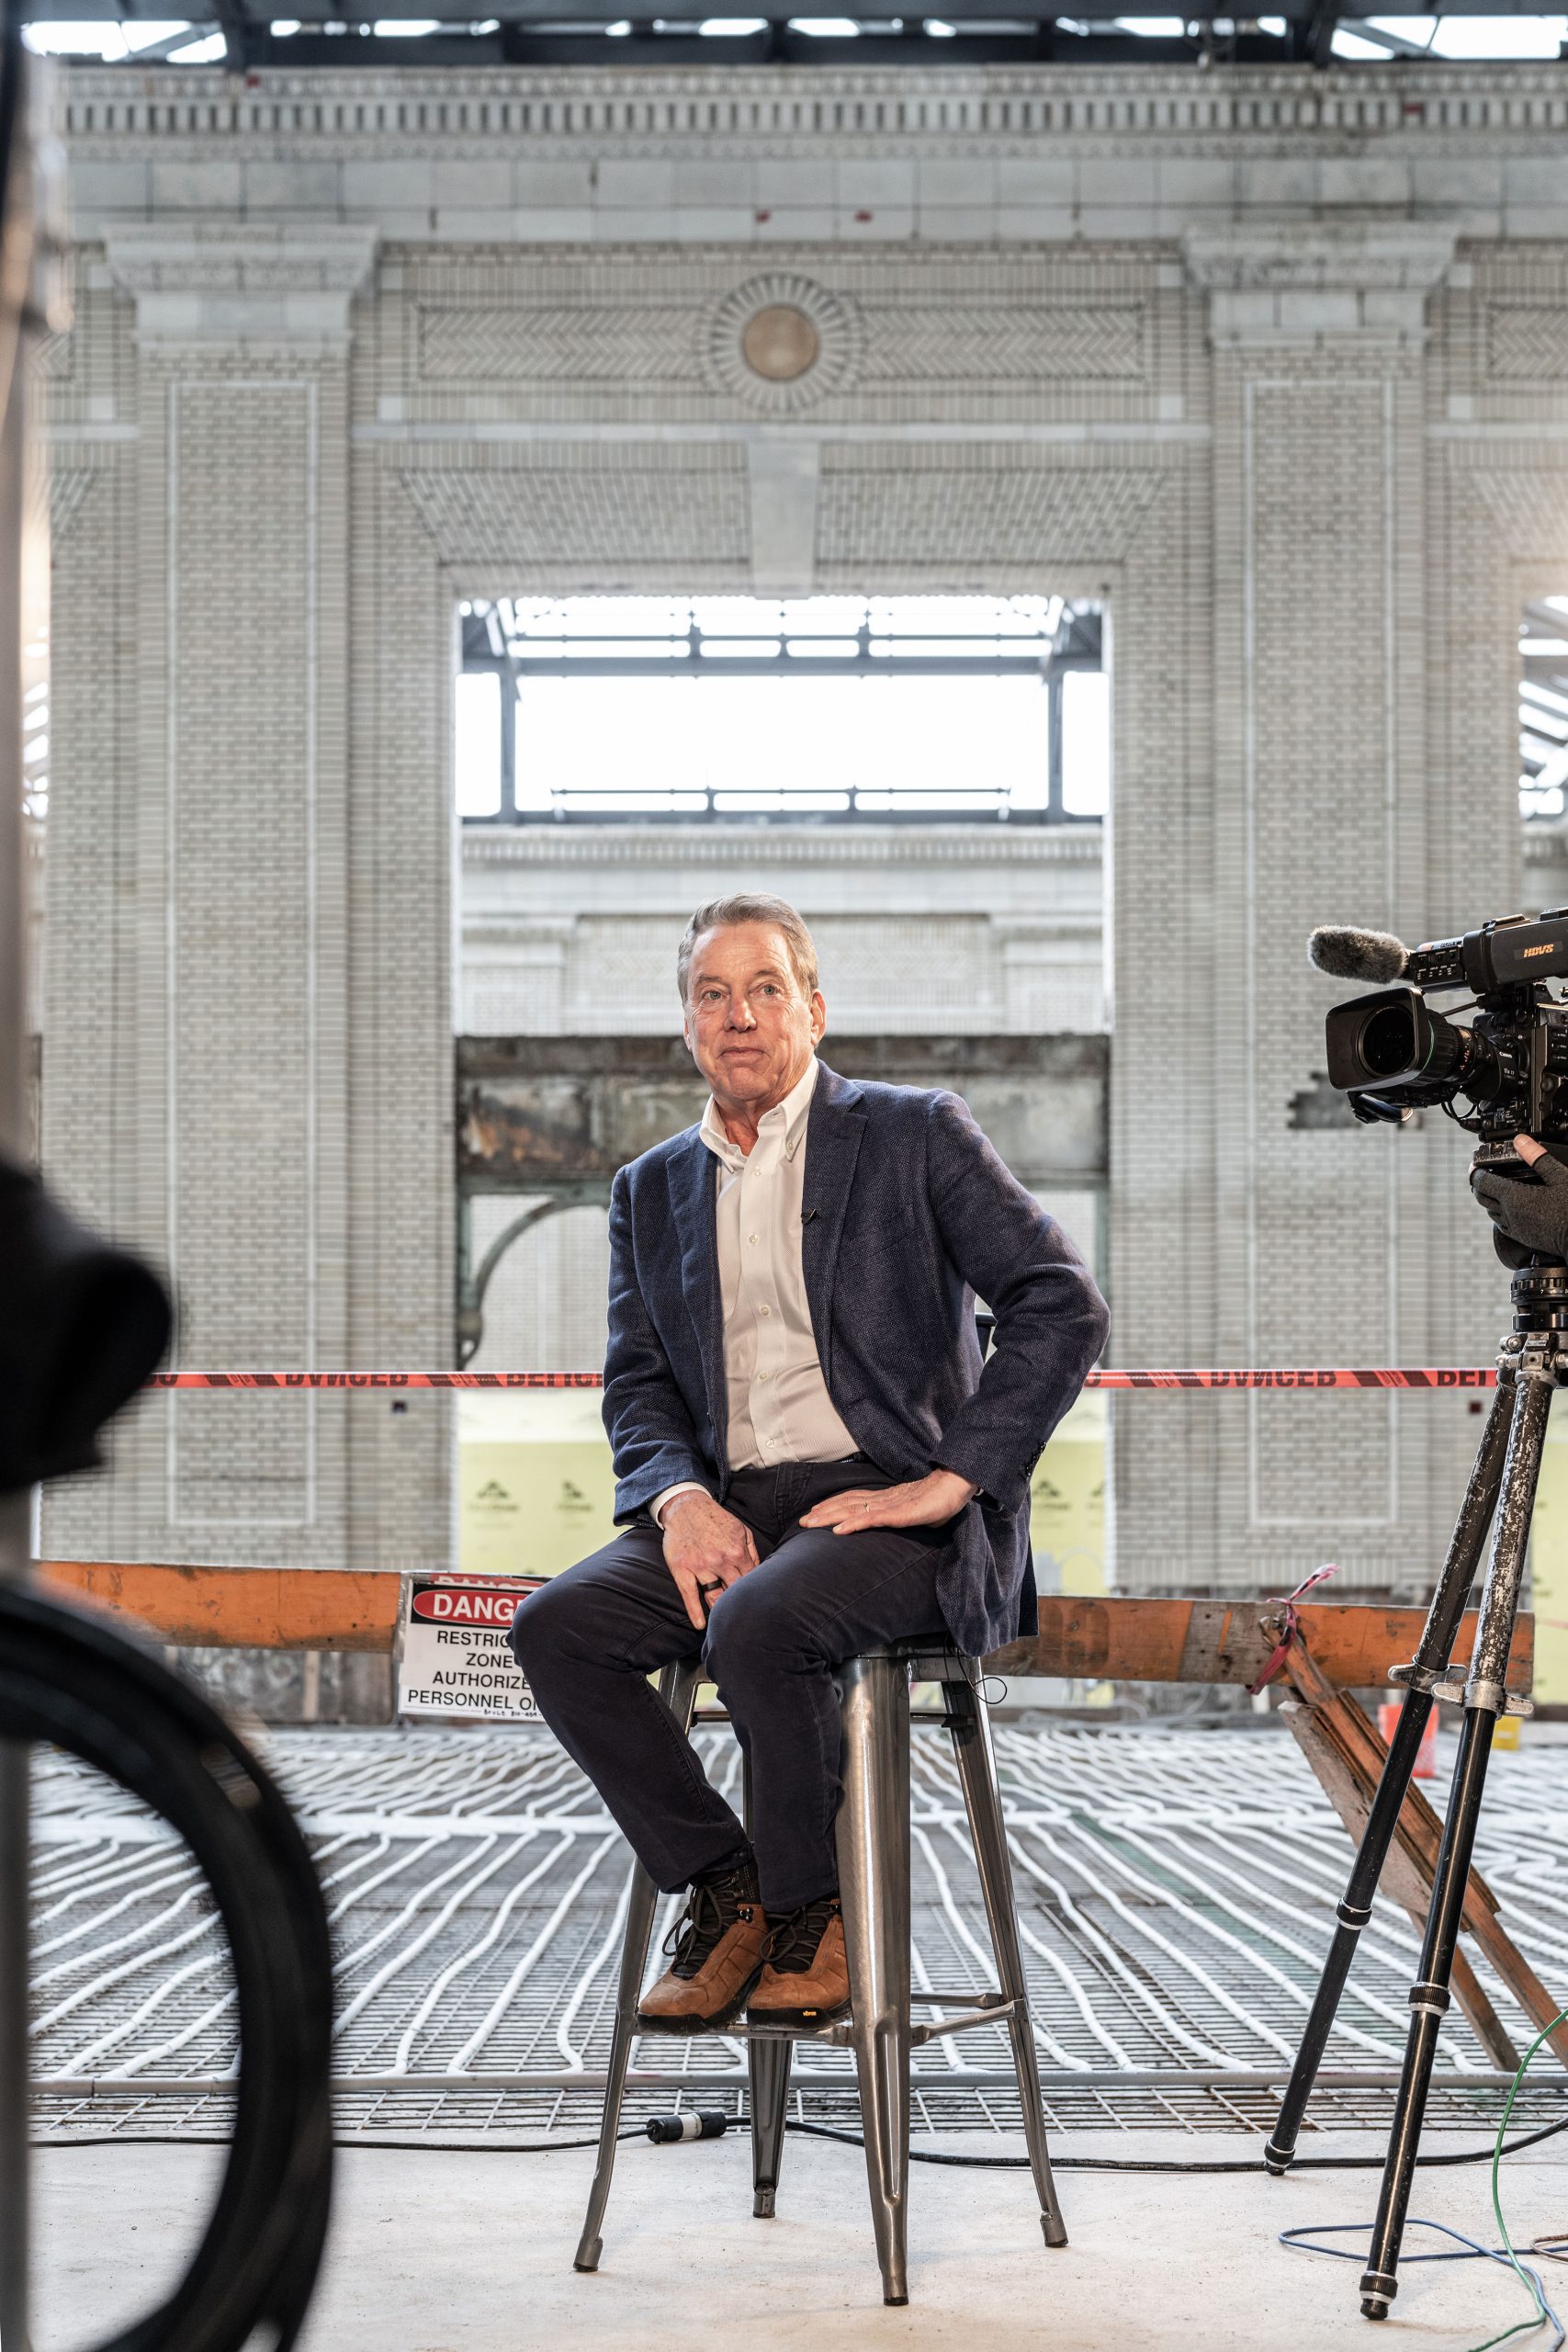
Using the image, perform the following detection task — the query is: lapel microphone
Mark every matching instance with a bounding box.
[801,1208,818,1224]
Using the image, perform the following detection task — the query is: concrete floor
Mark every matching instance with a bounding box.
[28,2130,1568,2350]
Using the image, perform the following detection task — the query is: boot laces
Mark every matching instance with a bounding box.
[766,1894,840,1976]
[662,1868,753,1981]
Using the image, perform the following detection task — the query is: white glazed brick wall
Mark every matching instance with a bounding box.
[37,62,1568,1594]
[459,828,1107,1037]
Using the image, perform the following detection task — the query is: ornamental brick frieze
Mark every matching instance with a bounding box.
[395,447,750,571]
[1484,305,1568,380]
[419,304,700,383]
[1449,447,1568,560]
[413,288,1147,398]
[396,250,1160,422]
[814,444,1170,570]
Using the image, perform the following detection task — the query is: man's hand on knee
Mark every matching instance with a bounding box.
[660,1492,760,1630]
[800,1468,978,1535]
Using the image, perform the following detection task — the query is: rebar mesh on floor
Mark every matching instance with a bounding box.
[26,1719,1568,2143]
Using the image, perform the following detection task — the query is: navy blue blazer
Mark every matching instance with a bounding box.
[602,1060,1111,1660]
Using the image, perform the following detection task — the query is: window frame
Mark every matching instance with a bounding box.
[458,597,1105,828]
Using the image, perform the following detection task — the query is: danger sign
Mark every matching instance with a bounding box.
[398,1575,548,1723]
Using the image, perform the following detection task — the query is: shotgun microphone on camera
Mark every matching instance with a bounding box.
[1307,926,1411,985]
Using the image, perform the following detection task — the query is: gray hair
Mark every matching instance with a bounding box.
[677,893,819,1006]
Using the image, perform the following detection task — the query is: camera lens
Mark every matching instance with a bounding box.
[1359,1002,1416,1080]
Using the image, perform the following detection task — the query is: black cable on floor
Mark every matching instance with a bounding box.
[34,2130,647,2155]
[782,2113,1568,2175]
[40,2110,1568,2174]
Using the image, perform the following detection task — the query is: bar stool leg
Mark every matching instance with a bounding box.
[836,1653,912,2306]
[741,1747,794,2219]
[574,1657,703,2274]
[749,2037,793,2218]
[946,1668,1068,2249]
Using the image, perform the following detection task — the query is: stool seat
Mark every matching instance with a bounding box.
[571,1637,1066,2306]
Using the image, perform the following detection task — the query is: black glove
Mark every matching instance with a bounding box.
[1471,1149,1568,1265]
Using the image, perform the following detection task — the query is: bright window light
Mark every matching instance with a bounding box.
[269,16,301,28]
[1258,11,1286,26]
[373,16,441,28]
[1427,12,1565,53]
[166,30,228,58]
[788,15,860,28]
[699,15,766,28]
[514,673,1049,814]
[1116,16,1185,32]
[455,671,502,818]
[1362,13,1435,40]
[1330,24,1397,57]
[926,15,956,28]
[24,17,188,53]
[1062,670,1110,818]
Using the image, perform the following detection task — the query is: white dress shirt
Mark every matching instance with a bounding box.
[651,1056,858,1527]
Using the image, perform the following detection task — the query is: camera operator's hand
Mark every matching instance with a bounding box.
[1470,1134,1568,1262]
[659,1490,760,1631]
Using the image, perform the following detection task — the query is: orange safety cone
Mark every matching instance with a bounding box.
[1378,1701,1438,1778]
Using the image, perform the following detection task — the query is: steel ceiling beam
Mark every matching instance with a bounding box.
[26,0,1568,22]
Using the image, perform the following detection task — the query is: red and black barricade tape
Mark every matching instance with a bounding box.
[141,1367,1501,1391]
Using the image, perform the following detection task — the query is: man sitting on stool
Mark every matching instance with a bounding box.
[510,892,1109,2036]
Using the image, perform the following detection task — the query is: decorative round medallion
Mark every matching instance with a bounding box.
[702,273,863,413]
[740,304,819,383]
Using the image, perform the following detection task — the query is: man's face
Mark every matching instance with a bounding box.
[682,922,826,1115]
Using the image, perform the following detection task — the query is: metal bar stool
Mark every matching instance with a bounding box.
[573,1635,1066,2305]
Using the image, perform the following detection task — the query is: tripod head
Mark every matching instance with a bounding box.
[1510,1257,1568,1336]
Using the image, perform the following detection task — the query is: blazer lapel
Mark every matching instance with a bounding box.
[667,1128,728,1467]
[800,1062,865,1391]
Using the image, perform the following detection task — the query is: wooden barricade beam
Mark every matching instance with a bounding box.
[34,1566,1534,1690]
[993,1596,1534,1690]
[37,1562,400,1652]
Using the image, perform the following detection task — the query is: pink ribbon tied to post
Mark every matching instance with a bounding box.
[1246,1563,1342,1697]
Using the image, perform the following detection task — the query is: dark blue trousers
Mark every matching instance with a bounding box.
[508,1460,952,1913]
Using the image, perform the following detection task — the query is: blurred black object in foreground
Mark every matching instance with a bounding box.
[0,1155,171,1492]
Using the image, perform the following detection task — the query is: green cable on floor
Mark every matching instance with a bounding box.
[1280,2009,1568,2349]
[1465,2007,1568,2352]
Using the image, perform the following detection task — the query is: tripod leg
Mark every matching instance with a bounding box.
[1264,1374,1513,2177]
[1358,1365,1551,2322]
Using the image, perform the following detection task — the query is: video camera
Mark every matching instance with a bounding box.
[1312,911,1568,1171]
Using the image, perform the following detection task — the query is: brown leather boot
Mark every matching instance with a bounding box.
[748,1894,850,2030]
[637,1858,770,2036]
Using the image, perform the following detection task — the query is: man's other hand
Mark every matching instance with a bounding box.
[799,1468,978,1537]
[660,1491,760,1630]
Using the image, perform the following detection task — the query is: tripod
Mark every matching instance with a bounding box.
[1264,1257,1567,2322]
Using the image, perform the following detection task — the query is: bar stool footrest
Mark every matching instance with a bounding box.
[909,1998,1021,2047]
